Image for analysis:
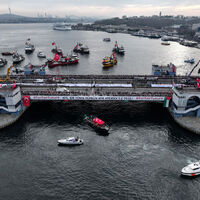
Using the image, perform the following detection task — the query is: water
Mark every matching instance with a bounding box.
[0,24,200,199]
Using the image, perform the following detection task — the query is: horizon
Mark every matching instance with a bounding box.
[0,0,200,18]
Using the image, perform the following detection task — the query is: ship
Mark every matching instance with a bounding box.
[112,41,125,55]
[53,23,71,31]
[73,43,90,54]
[102,52,117,68]
[25,38,35,54]
[46,53,79,68]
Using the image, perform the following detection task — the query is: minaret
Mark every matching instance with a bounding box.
[159,11,162,17]
[8,7,11,15]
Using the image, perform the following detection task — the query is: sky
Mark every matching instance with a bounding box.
[0,0,200,17]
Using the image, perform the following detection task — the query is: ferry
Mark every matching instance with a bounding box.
[25,39,35,54]
[53,23,71,31]
[84,115,110,134]
[46,53,79,68]
[152,63,176,76]
[73,43,90,54]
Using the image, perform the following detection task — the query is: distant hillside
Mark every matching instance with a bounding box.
[0,13,98,23]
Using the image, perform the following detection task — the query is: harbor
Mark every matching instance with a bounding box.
[1,23,200,199]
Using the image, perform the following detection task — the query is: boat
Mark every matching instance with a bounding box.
[12,53,25,64]
[53,23,71,31]
[58,137,83,146]
[23,63,46,75]
[84,115,110,134]
[112,41,125,55]
[152,63,176,76]
[51,43,63,56]
[103,38,111,42]
[1,52,13,56]
[181,161,200,176]
[102,52,117,68]
[37,51,46,58]
[0,58,7,67]
[46,53,79,68]
[25,38,35,54]
[161,42,170,45]
[73,43,90,54]
[184,58,195,64]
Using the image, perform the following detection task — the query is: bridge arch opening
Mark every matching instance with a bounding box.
[186,96,200,110]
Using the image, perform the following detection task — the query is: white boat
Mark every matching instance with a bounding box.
[53,23,71,31]
[58,137,83,146]
[25,39,35,54]
[37,51,46,58]
[181,161,200,176]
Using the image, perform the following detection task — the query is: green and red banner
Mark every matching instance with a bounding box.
[163,97,171,108]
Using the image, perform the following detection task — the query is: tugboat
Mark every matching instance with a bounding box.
[84,115,110,134]
[112,41,125,55]
[12,52,25,64]
[181,160,200,176]
[0,58,7,67]
[25,38,35,54]
[184,58,195,64]
[51,42,63,56]
[102,52,117,68]
[73,43,90,54]
[46,53,79,68]
[37,51,46,58]
[58,137,83,146]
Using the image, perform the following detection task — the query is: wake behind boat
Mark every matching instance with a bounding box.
[84,115,110,134]
[181,161,200,176]
[58,137,83,146]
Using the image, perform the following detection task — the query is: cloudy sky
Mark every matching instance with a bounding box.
[0,0,200,17]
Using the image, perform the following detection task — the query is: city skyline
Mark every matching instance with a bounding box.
[0,0,200,17]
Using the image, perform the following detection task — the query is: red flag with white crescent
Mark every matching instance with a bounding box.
[22,96,30,107]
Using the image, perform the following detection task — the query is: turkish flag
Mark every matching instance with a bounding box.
[22,96,30,107]
[52,42,55,45]
[12,81,16,90]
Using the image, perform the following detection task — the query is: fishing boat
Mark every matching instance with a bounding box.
[102,52,117,68]
[37,51,46,58]
[112,41,125,55]
[181,161,200,176]
[184,58,195,64]
[73,43,90,54]
[58,137,83,146]
[25,38,35,54]
[46,53,79,68]
[12,53,25,64]
[103,38,111,42]
[0,58,7,67]
[84,115,110,134]
[53,23,71,31]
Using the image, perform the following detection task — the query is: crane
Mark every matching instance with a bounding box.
[0,64,15,82]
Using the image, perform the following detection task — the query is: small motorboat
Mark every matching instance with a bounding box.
[184,58,195,64]
[1,52,13,56]
[12,53,25,64]
[103,38,111,42]
[0,58,7,67]
[161,42,170,45]
[181,161,200,176]
[37,51,46,58]
[84,115,110,134]
[58,137,83,146]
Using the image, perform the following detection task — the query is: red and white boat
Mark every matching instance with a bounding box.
[46,53,79,68]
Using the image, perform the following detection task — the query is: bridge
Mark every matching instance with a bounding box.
[3,74,198,102]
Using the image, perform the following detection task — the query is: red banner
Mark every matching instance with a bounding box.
[12,81,16,90]
[23,96,30,107]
